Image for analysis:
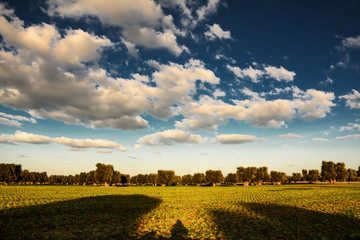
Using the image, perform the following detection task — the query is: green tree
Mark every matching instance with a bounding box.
[335,162,348,182]
[244,167,257,186]
[302,169,308,181]
[79,172,87,185]
[94,163,114,186]
[226,173,238,185]
[21,169,30,184]
[137,174,148,186]
[86,171,96,185]
[292,173,302,183]
[308,169,320,183]
[112,171,121,185]
[148,173,157,186]
[192,173,205,186]
[205,170,223,186]
[270,171,287,184]
[121,174,130,185]
[130,175,138,185]
[182,174,192,186]
[236,167,246,183]
[157,170,175,186]
[321,161,337,184]
[255,167,270,185]
[347,168,357,182]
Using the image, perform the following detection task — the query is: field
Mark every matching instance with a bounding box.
[1,184,360,239]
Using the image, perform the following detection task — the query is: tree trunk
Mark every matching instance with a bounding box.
[197,184,200,186]
[104,182,109,187]
[244,181,249,187]
[212,183,216,187]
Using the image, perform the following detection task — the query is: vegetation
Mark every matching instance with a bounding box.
[0,184,359,239]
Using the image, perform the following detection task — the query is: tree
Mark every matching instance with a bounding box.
[226,173,238,185]
[292,173,302,183]
[270,171,287,184]
[335,162,348,182]
[236,167,246,183]
[148,173,157,186]
[137,174,148,186]
[347,168,357,182]
[86,171,96,185]
[157,170,175,186]
[182,174,192,186]
[112,171,121,185]
[255,167,270,185]
[95,163,114,186]
[308,169,320,183]
[0,163,22,184]
[192,173,205,186]
[21,169,30,184]
[321,161,337,184]
[205,170,223,186]
[121,174,130,185]
[302,169,308,182]
[39,172,48,184]
[244,167,257,186]
[130,175,138,185]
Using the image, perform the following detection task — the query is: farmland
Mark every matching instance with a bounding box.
[1,184,360,239]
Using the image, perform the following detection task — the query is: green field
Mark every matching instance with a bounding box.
[1,184,360,239]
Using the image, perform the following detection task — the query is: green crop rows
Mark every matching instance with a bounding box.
[1,184,360,239]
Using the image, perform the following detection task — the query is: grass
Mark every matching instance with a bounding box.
[1,184,360,239]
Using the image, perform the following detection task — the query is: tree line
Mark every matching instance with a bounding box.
[1,161,360,186]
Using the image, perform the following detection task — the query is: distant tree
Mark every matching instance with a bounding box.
[292,173,302,183]
[121,174,130,185]
[39,172,48,184]
[29,172,39,184]
[173,175,182,185]
[244,167,257,186]
[148,173,157,186]
[182,174,192,186]
[137,174,148,186]
[308,169,320,183]
[95,163,114,186]
[358,166,360,178]
[112,171,121,185]
[347,168,357,182]
[74,174,80,185]
[21,169,30,184]
[236,167,246,183]
[270,171,287,184]
[205,170,223,186]
[86,171,96,185]
[226,173,238,185]
[255,167,270,185]
[0,163,22,183]
[321,161,337,184]
[79,172,87,185]
[302,169,308,181]
[157,170,175,186]
[335,162,348,182]
[192,173,205,186]
[130,175,138,185]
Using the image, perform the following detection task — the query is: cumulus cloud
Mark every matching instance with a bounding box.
[227,64,295,83]
[205,24,232,40]
[214,134,264,144]
[0,112,36,127]
[134,144,143,149]
[340,89,360,109]
[312,138,328,142]
[0,117,22,127]
[47,0,187,56]
[341,35,360,49]
[0,131,126,151]
[138,129,207,146]
[336,134,360,140]
[279,133,303,139]
[340,122,360,132]
[264,66,296,82]
[196,0,221,21]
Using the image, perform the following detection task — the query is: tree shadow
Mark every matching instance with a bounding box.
[0,194,162,239]
[212,202,360,240]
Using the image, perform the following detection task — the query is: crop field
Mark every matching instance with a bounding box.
[1,184,360,239]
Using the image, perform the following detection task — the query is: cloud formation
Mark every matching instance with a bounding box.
[214,134,264,144]
[0,131,126,151]
[138,129,207,146]
[336,134,360,140]
[279,133,303,139]
[340,89,360,109]
[205,24,232,40]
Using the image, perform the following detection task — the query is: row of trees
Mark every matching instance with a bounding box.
[1,161,360,186]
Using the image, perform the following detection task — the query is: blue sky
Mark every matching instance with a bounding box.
[0,0,359,176]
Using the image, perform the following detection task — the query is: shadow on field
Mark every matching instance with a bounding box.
[0,194,161,240]
[211,202,360,240]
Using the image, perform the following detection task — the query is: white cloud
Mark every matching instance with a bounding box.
[204,24,232,40]
[96,149,113,153]
[264,66,296,82]
[0,131,126,151]
[279,133,303,139]
[213,89,225,98]
[341,35,360,49]
[196,0,221,21]
[134,144,143,149]
[121,38,139,58]
[0,130,52,144]
[336,134,360,140]
[226,65,264,83]
[340,89,360,109]
[214,134,264,144]
[47,0,187,56]
[138,129,207,146]
[0,112,36,123]
[312,138,328,142]
[319,77,334,86]
[0,117,21,127]
[340,123,360,132]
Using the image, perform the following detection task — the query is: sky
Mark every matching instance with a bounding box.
[0,0,359,176]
